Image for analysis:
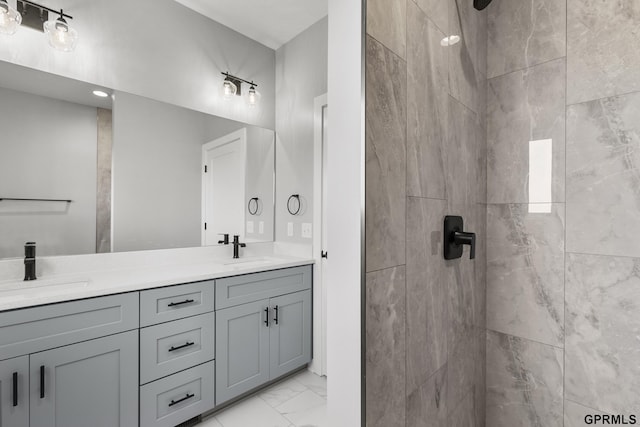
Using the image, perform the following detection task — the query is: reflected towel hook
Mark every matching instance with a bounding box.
[248,197,259,215]
[287,194,301,216]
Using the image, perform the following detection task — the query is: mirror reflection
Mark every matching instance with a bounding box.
[0,62,275,258]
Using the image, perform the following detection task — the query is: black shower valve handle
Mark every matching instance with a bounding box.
[453,231,476,260]
[444,216,477,261]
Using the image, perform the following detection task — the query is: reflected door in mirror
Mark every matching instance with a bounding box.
[202,129,247,245]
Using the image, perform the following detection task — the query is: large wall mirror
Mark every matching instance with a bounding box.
[0,61,275,258]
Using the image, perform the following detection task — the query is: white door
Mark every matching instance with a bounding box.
[311,94,328,376]
[202,129,247,246]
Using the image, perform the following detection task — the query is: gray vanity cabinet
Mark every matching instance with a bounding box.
[269,290,312,379]
[0,356,29,427]
[216,289,312,406]
[29,330,139,427]
[215,299,270,404]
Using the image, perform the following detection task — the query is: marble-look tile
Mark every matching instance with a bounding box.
[447,326,479,411]
[487,0,566,78]
[406,365,448,427]
[276,390,328,427]
[487,58,566,204]
[449,390,475,427]
[567,0,640,105]
[565,253,640,414]
[406,198,448,394]
[487,204,565,347]
[365,36,407,272]
[474,205,487,330]
[564,400,610,427]
[96,108,112,254]
[367,0,406,59]
[449,0,482,115]
[447,98,482,206]
[486,330,564,427]
[566,92,640,258]
[474,330,487,427]
[407,2,449,199]
[446,203,483,344]
[259,377,307,408]
[292,371,327,399]
[412,0,448,34]
[215,395,292,427]
[365,266,406,427]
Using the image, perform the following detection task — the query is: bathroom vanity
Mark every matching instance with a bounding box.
[0,259,313,427]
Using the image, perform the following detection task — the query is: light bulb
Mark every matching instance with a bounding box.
[246,85,261,107]
[222,79,237,100]
[0,0,22,35]
[43,12,78,52]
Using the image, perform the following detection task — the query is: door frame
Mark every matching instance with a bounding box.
[201,128,247,246]
[311,93,328,376]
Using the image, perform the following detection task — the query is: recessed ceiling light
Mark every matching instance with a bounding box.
[93,90,109,98]
[441,35,461,47]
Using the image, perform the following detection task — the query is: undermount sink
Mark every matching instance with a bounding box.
[0,278,90,297]
[222,257,278,268]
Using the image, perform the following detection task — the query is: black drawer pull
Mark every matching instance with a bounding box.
[274,305,279,325]
[168,393,195,407]
[40,366,45,399]
[12,372,18,407]
[169,342,195,352]
[167,299,195,307]
[264,307,270,327]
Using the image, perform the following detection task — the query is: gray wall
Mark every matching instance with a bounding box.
[275,18,328,244]
[364,0,487,426]
[485,1,640,426]
[0,0,275,130]
[112,92,274,252]
[0,87,98,258]
[245,126,275,242]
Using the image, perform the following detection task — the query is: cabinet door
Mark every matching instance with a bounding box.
[29,331,139,427]
[0,356,28,427]
[215,299,270,405]
[269,290,312,379]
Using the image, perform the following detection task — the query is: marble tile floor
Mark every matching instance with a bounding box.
[200,370,328,427]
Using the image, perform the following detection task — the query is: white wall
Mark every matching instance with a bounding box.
[275,18,328,244]
[0,87,98,258]
[0,0,275,129]
[326,0,363,425]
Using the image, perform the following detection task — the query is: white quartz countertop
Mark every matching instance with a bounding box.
[0,256,314,312]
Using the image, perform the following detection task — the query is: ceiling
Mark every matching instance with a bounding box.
[174,0,328,50]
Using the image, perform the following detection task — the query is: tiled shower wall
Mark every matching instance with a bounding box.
[485,0,640,426]
[364,0,487,425]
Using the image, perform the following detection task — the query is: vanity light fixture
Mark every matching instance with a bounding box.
[221,72,260,106]
[0,0,22,35]
[43,8,78,52]
[0,1,78,51]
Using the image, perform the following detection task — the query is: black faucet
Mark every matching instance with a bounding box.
[24,242,37,281]
[218,234,230,245]
[232,235,246,259]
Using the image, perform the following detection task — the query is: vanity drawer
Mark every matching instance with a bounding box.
[140,361,215,427]
[140,281,215,327]
[140,312,215,384]
[0,293,139,361]
[215,265,312,309]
